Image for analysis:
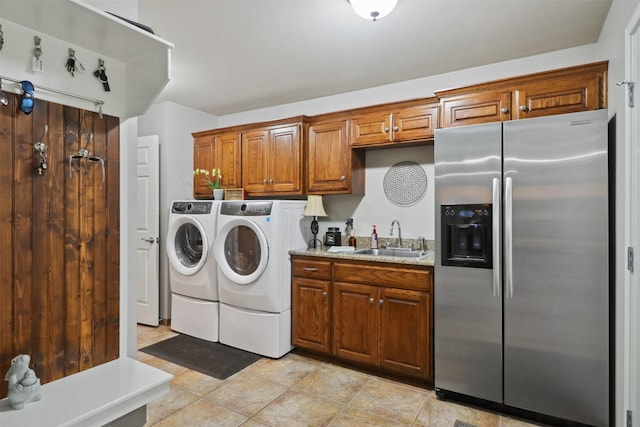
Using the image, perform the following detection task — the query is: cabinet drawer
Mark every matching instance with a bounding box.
[334,263,431,291]
[292,259,332,280]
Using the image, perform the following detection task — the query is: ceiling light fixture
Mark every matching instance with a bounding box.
[349,0,398,21]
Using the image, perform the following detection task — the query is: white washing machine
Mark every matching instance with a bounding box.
[167,200,220,341]
[214,200,309,358]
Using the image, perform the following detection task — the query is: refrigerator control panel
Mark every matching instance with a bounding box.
[441,203,492,269]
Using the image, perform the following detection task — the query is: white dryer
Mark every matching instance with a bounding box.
[167,200,220,341]
[214,200,309,358]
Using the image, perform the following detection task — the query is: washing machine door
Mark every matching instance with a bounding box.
[214,218,268,285]
[167,215,209,276]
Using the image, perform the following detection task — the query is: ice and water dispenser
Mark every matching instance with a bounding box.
[440,204,493,269]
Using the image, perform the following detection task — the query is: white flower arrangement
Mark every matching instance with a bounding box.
[194,167,223,189]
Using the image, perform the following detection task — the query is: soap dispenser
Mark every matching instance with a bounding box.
[370,225,378,249]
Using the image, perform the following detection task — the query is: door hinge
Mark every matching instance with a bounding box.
[628,409,632,427]
[617,81,635,108]
[628,247,634,272]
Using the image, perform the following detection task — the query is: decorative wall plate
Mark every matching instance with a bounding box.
[383,161,427,207]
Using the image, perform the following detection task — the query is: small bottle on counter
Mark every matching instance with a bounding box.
[346,218,356,248]
[370,225,378,249]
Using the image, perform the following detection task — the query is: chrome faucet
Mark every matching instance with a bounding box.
[390,220,402,248]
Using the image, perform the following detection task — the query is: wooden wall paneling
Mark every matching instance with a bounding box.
[105,114,120,360]
[0,97,120,400]
[79,111,95,371]
[64,106,82,376]
[47,103,67,382]
[31,99,52,382]
[14,100,34,358]
[92,113,108,366]
[0,94,16,397]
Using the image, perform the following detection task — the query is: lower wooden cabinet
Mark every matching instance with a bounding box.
[291,255,433,383]
[292,277,331,353]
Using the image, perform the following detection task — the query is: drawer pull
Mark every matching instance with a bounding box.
[303,267,319,272]
[323,292,328,298]
[369,297,374,304]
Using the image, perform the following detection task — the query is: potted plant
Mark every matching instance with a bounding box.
[194,168,224,199]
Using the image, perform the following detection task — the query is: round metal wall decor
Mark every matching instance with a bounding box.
[383,161,427,207]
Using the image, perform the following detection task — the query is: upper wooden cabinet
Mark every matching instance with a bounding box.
[436,61,608,128]
[350,103,439,147]
[192,131,241,199]
[242,122,303,197]
[191,61,609,198]
[306,118,365,195]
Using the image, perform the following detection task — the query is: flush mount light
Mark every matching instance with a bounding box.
[349,0,398,21]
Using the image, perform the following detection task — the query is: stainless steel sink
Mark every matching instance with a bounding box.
[354,248,431,259]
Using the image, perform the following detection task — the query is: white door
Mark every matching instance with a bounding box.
[136,136,160,326]
[626,4,640,422]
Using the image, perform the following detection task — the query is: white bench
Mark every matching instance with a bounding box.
[0,357,172,427]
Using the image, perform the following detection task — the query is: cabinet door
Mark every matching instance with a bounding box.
[193,135,215,198]
[307,120,351,194]
[379,288,431,381]
[241,129,270,194]
[514,73,603,120]
[270,125,302,194]
[441,90,512,127]
[292,277,331,353]
[393,105,439,143]
[350,113,392,146]
[215,132,241,189]
[333,282,378,365]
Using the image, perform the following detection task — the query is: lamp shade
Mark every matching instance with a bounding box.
[304,195,327,217]
[349,0,398,21]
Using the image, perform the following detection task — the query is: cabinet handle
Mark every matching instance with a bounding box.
[501,107,509,114]
[269,178,273,184]
[322,291,328,298]
[384,127,390,133]
[369,297,374,304]
[303,267,319,272]
[379,298,384,306]
[263,178,267,184]
[519,105,528,112]
[339,175,346,182]
[393,126,398,131]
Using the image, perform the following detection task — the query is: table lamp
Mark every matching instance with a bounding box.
[304,195,327,249]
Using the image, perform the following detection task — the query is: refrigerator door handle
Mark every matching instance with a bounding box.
[505,176,514,298]
[492,177,501,297]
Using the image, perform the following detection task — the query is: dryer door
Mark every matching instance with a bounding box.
[215,218,268,285]
[167,215,209,276]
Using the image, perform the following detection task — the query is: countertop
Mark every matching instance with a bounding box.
[289,247,434,267]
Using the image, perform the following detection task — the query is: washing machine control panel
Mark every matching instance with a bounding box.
[220,201,273,216]
[171,201,212,214]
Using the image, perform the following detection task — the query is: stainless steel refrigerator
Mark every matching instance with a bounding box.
[434,110,609,426]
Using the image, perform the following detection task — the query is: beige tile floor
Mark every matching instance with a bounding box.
[137,325,540,427]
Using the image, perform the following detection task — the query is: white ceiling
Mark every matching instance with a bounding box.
[138,0,612,116]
